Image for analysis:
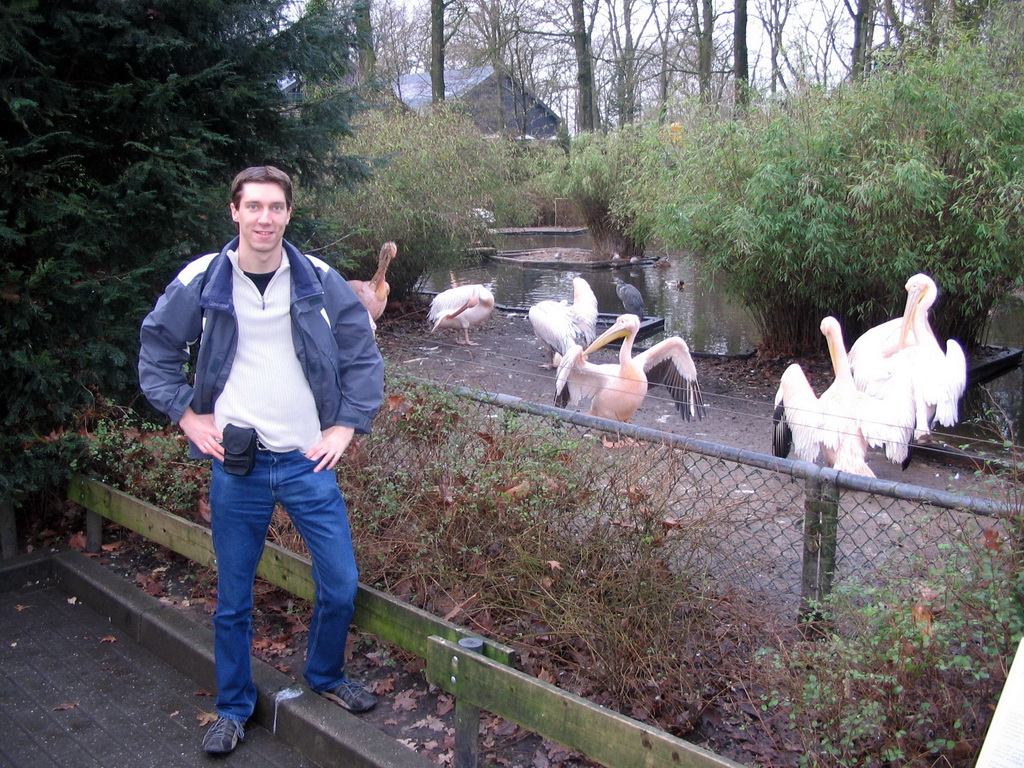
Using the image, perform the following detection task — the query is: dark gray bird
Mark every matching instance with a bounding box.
[613,278,645,318]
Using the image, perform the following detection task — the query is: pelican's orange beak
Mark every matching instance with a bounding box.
[898,280,924,350]
[584,321,631,356]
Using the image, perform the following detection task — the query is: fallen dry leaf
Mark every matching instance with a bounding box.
[499,480,531,499]
[435,695,455,717]
[14,604,29,612]
[411,715,447,732]
[372,677,396,695]
[981,528,1003,552]
[545,560,562,572]
[393,689,421,711]
[53,702,79,711]
[100,636,117,643]
[196,710,219,727]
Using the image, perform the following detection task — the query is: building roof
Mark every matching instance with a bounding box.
[394,66,496,110]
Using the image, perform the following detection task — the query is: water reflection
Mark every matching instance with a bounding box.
[418,233,760,355]
[961,296,1024,442]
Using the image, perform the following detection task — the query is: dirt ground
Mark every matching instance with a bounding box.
[378,296,986,496]
[49,291,1005,768]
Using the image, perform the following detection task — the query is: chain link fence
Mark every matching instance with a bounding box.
[372,378,1019,621]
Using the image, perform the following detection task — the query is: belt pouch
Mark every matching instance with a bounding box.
[221,425,257,476]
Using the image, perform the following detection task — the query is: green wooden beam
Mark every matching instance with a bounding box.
[424,635,745,768]
[66,475,514,665]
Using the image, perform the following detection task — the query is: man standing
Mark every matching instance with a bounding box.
[139,166,384,755]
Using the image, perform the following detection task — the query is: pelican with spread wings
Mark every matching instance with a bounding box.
[554,313,705,423]
[773,316,915,477]
[528,277,599,368]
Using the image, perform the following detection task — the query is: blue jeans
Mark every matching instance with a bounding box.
[209,449,359,722]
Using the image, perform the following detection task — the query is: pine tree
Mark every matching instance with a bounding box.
[0,0,366,505]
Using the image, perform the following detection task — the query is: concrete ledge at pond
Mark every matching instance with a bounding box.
[1,547,432,768]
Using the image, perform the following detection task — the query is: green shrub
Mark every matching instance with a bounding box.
[757,537,1024,766]
[318,104,535,298]
[636,41,1024,353]
[561,128,649,258]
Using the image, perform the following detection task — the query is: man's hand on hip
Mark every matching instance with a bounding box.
[179,407,225,460]
[306,425,355,472]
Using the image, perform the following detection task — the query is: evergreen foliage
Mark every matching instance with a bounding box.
[0,0,366,504]
[635,39,1024,354]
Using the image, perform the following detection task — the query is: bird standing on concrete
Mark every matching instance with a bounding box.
[555,314,704,423]
[428,284,496,346]
[613,278,645,319]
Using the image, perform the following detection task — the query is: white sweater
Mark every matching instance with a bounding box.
[213,251,322,453]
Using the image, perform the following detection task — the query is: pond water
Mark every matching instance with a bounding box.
[418,231,1024,447]
[418,232,759,355]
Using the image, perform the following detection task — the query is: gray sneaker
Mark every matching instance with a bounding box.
[202,717,244,755]
[319,678,377,713]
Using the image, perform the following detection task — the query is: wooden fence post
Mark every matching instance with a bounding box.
[0,501,16,560]
[453,636,484,768]
[86,509,103,554]
[800,476,840,621]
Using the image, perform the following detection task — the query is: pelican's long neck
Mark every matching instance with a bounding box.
[825,325,852,383]
[370,255,390,291]
[619,330,639,372]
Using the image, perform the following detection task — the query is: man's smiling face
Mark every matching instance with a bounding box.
[230,181,292,269]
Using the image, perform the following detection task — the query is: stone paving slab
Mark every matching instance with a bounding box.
[0,549,432,768]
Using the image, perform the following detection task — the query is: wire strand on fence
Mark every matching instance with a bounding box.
[385,326,1013,456]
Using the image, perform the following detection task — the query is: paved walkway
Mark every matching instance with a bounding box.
[0,549,430,768]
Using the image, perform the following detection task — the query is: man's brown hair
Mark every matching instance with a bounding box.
[229,166,293,210]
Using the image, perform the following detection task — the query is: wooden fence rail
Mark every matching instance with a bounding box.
[67,474,746,768]
[70,475,745,768]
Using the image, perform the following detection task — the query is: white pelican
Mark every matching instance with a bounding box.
[849,274,937,382]
[555,314,704,423]
[528,277,598,368]
[613,277,645,318]
[773,316,915,478]
[347,241,396,328]
[428,284,495,345]
[848,274,966,440]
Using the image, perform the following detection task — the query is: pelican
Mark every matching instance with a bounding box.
[555,314,704,423]
[428,284,495,345]
[773,316,915,478]
[528,277,598,368]
[848,274,966,440]
[347,241,397,329]
[849,274,938,380]
[613,277,645,318]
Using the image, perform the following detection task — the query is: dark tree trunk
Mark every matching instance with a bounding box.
[850,0,873,79]
[431,0,446,101]
[734,0,749,108]
[570,0,597,131]
[698,0,714,102]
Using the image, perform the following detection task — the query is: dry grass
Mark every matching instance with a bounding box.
[81,383,1024,765]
